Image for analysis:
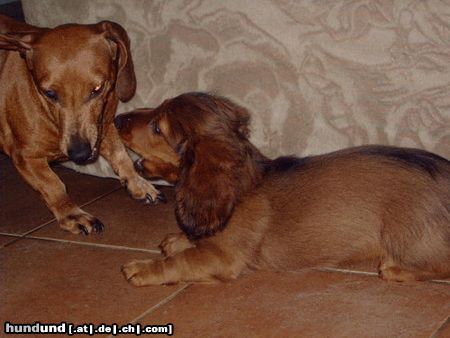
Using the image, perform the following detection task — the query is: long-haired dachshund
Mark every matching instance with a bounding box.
[116,92,450,285]
[0,15,164,234]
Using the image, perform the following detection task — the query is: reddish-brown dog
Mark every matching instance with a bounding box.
[0,15,164,234]
[117,92,450,284]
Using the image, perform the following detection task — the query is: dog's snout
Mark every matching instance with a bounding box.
[68,136,93,164]
[114,115,128,131]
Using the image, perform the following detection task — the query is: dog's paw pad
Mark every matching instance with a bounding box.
[59,212,105,235]
[126,275,147,287]
[157,191,167,204]
[159,233,194,257]
[144,193,155,205]
[93,219,105,233]
[125,176,161,203]
[121,259,154,286]
[78,224,89,235]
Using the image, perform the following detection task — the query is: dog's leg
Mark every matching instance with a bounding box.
[378,258,418,282]
[159,232,195,257]
[101,124,164,204]
[378,257,449,282]
[122,195,270,285]
[12,155,104,234]
[122,241,246,285]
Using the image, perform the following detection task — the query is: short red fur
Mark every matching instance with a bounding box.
[0,15,163,235]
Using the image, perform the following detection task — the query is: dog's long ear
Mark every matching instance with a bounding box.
[99,21,136,102]
[0,33,38,70]
[175,137,241,240]
[165,93,258,240]
[0,33,31,52]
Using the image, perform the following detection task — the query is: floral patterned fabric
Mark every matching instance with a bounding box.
[23,0,450,159]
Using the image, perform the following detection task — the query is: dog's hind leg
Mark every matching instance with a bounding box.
[378,257,450,282]
[378,224,450,282]
[379,257,420,282]
[11,155,104,234]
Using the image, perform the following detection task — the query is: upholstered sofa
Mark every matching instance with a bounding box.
[22,0,450,168]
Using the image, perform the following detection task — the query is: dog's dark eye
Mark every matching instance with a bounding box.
[44,89,58,101]
[89,83,104,99]
[152,122,161,135]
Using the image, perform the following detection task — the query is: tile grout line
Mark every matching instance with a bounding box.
[430,315,449,338]
[130,283,191,324]
[316,267,450,285]
[315,267,379,277]
[25,185,123,236]
[1,231,449,285]
[106,283,192,338]
[0,232,161,254]
[1,186,123,248]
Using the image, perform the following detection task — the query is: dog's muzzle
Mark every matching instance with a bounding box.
[68,135,96,164]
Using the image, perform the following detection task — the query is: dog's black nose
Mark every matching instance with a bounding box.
[68,136,92,164]
[114,115,128,130]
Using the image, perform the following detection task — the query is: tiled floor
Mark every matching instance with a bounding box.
[1,154,449,337]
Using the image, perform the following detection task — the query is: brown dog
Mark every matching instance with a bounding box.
[118,92,450,285]
[0,15,164,234]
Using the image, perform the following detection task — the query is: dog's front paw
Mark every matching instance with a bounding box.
[159,233,195,257]
[59,211,105,235]
[123,175,166,205]
[122,259,164,286]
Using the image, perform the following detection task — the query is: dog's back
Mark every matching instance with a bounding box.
[254,146,450,279]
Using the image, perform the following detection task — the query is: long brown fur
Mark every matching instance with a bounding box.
[118,92,450,284]
[0,15,164,234]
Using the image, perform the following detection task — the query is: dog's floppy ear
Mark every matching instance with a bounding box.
[175,137,241,240]
[99,21,136,102]
[164,93,258,240]
[0,32,41,70]
[0,33,31,52]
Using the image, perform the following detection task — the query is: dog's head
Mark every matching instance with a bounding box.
[0,20,135,164]
[116,92,264,240]
[115,107,180,184]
